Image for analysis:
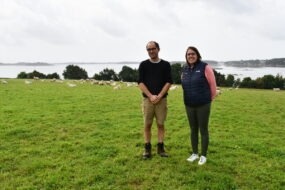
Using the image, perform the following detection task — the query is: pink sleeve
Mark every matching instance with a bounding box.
[205,65,217,100]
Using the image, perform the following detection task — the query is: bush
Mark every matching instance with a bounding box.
[63,65,88,79]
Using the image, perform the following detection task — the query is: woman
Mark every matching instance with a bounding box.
[181,46,217,165]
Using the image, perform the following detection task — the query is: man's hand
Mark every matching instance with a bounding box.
[149,95,158,104]
[152,94,162,104]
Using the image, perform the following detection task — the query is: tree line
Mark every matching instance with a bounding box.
[17,65,138,82]
[17,64,285,89]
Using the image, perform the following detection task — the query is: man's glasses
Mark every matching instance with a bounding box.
[187,53,196,56]
[147,48,157,52]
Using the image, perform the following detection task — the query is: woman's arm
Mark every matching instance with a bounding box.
[205,65,217,100]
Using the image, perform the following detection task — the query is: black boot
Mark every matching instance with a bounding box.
[157,142,169,157]
[142,143,152,159]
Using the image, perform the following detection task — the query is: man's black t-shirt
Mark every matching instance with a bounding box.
[138,59,173,98]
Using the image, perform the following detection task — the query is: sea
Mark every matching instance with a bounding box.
[0,63,285,80]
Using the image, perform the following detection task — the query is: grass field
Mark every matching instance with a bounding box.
[0,79,284,190]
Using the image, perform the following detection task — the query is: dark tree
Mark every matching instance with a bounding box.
[213,69,226,86]
[46,73,60,79]
[27,70,46,79]
[93,68,119,81]
[261,75,275,89]
[241,77,251,88]
[171,63,182,84]
[274,74,285,89]
[63,65,88,79]
[240,77,256,88]
[234,78,241,88]
[17,72,28,79]
[225,74,235,87]
[118,66,138,82]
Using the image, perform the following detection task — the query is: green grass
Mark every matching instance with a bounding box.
[0,79,284,190]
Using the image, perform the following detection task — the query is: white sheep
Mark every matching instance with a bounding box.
[170,85,178,90]
[1,80,8,84]
[111,82,117,86]
[25,80,32,85]
[113,85,121,90]
[67,83,76,87]
[216,89,221,96]
[126,83,133,87]
[55,80,64,84]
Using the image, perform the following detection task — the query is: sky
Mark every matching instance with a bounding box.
[1,0,285,63]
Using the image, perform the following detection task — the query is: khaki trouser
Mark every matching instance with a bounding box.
[142,98,167,125]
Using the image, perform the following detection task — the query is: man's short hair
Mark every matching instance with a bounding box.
[147,41,160,50]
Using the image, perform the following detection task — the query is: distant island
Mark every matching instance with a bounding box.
[223,58,285,67]
[0,62,53,66]
[0,61,139,66]
[0,58,285,67]
[172,58,285,67]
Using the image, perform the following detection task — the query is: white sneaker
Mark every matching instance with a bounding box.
[186,154,199,162]
[198,156,207,165]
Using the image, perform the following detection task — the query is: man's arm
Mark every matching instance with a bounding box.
[138,61,158,104]
[153,61,173,104]
[153,82,172,104]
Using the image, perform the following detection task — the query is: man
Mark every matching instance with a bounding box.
[138,41,173,159]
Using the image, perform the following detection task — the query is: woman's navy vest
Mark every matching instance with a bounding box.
[181,61,211,106]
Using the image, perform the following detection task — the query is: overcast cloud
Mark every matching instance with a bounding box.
[0,0,285,62]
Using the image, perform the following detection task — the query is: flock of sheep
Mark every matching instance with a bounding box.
[2,78,280,93]
[0,78,180,91]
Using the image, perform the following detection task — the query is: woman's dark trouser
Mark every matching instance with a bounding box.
[185,103,211,157]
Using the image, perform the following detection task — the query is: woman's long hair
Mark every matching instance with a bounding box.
[185,46,202,64]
